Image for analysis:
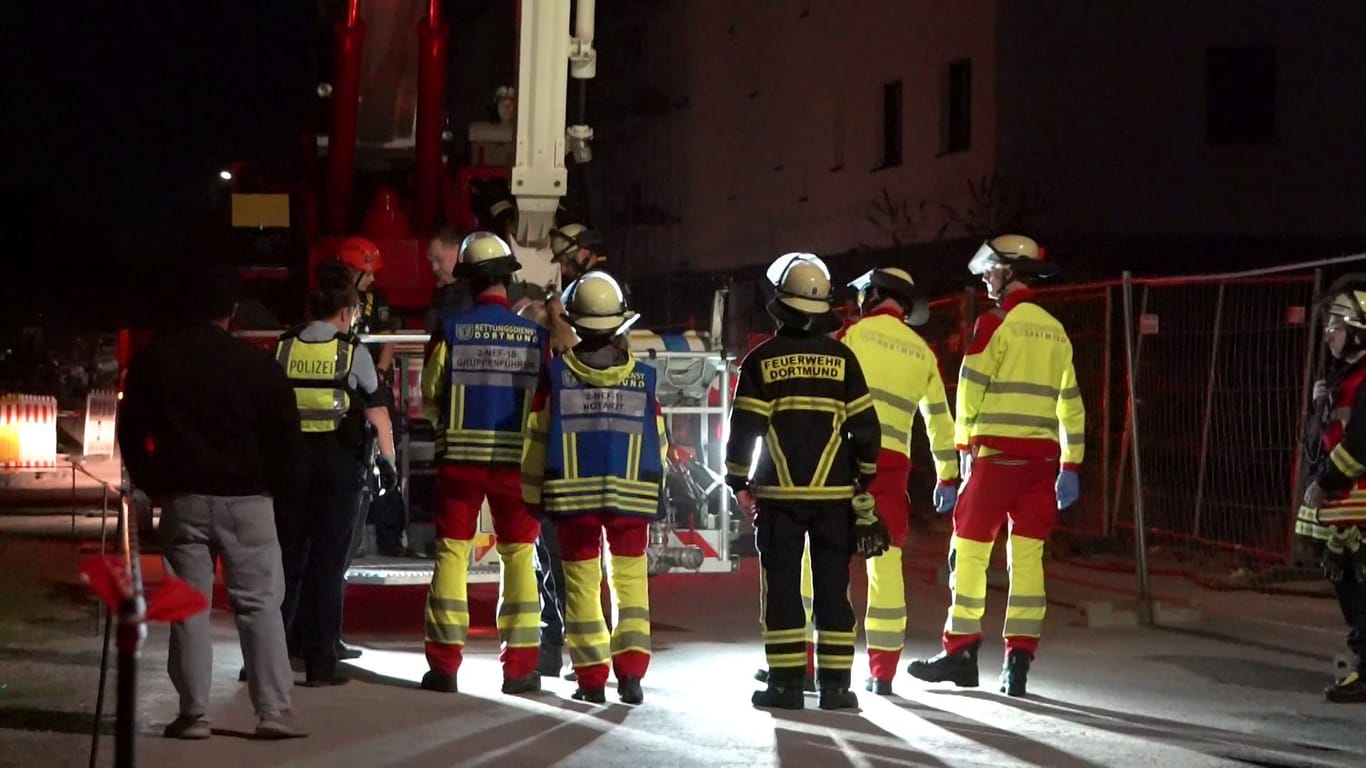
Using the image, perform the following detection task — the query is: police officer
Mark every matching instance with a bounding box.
[842,267,960,695]
[274,261,398,686]
[727,254,886,711]
[1296,277,1366,703]
[522,270,665,706]
[419,232,549,695]
[907,234,1084,698]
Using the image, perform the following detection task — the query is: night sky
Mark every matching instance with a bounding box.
[1,2,315,326]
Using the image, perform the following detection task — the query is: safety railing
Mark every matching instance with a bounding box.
[0,394,59,469]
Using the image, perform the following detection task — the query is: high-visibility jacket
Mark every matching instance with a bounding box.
[1297,358,1366,540]
[522,349,667,518]
[275,328,364,433]
[839,307,958,481]
[724,327,881,502]
[955,289,1085,467]
[422,296,548,465]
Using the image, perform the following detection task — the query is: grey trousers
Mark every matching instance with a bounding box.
[161,494,293,719]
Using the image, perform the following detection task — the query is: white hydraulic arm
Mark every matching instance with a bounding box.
[514,0,597,246]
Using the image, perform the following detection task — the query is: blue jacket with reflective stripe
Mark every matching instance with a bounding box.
[538,354,665,519]
[428,300,548,466]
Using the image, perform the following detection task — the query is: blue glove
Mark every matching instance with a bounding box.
[932,482,958,515]
[1055,469,1079,509]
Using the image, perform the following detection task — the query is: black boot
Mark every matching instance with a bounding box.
[1000,650,1031,697]
[755,668,815,692]
[752,684,804,710]
[572,686,607,704]
[420,670,459,693]
[537,646,564,678]
[864,677,893,696]
[1325,670,1366,703]
[301,657,349,687]
[818,688,859,711]
[502,673,541,695]
[618,675,644,705]
[907,642,980,688]
[336,639,363,660]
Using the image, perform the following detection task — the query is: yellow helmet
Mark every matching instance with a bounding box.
[968,234,1056,277]
[1320,276,1366,332]
[456,231,520,279]
[849,266,929,325]
[562,270,639,335]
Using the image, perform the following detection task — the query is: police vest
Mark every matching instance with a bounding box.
[439,302,547,465]
[541,355,664,519]
[275,329,363,433]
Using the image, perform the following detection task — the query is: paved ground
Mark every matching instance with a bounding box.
[2,529,1365,768]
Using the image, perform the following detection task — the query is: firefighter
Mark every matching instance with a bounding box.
[1296,276,1366,703]
[522,270,664,705]
[544,223,606,354]
[338,236,396,372]
[728,254,887,711]
[275,261,398,686]
[418,232,549,695]
[906,234,1084,698]
[840,267,959,695]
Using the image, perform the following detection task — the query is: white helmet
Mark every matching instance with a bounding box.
[562,270,639,336]
[768,252,833,315]
[968,234,1057,278]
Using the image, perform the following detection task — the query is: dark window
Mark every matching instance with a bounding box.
[1205,45,1277,145]
[879,80,903,168]
[940,59,972,154]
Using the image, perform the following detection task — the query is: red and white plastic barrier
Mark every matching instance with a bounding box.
[0,394,59,469]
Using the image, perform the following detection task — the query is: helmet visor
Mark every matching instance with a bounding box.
[968,241,1005,275]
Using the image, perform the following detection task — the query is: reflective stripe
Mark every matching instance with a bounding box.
[1060,386,1082,400]
[1007,596,1047,608]
[948,616,982,634]
[988,381,1060,399]
[933,449,958,462]
[504,627,542,646]
[952,594,985,609]
[427,597,469,612]
[753,485,854,501]
[960,366,992,386]
[1331,445,1366,478]
[498,601,540,617]
[923,401,950,416]
[610,630,652,653]
[449,370,539,390]
[975,412,1058,431]
[1003,618,1043,637]
[869,387,918,414]
[425,620,468,645]
[865,606,905,621]
[880,423,910,444]
[618,606,650,622]
[734,396,772,417]
[865,631,905,650]
[770,396,845,414]
[561,416,643,435]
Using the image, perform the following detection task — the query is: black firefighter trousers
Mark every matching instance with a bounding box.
[755,501,855,690]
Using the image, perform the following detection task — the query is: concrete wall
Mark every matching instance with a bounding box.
[995,1,1366,241]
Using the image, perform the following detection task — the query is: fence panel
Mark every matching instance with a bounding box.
[1117,276,1316,566]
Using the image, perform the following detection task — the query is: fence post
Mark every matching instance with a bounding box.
[1121,271,1154,625]
[1191,283,1226,540]
[1112,284,1149,534]
[1101,285,1113,536]
[1288,268,1323,561]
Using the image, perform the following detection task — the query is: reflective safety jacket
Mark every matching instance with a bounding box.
[724,327,881,502]
[275,329,364,433]
[955,289,1085,467]
[1297,358,1366,540]
[521,350,667,518]
[839,308,958,481]
[422,296,548,465]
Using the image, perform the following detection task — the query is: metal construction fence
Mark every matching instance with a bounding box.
[920,253,1366,605]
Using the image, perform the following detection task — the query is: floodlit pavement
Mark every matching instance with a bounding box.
[3,534,1366,767]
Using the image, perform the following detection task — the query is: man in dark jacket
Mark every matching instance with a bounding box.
[118,263,306,740]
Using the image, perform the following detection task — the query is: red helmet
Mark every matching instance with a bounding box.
[338,236,382,272]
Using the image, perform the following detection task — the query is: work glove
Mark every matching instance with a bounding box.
[377,456,399,495]
[959,450,974,483]
[1313,379,1332,407]
[1056,469,1080,510]
[851,493,891,559]
[1322,526,1350,583]
[932,481,958,515]
[1349,532,1366,585]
